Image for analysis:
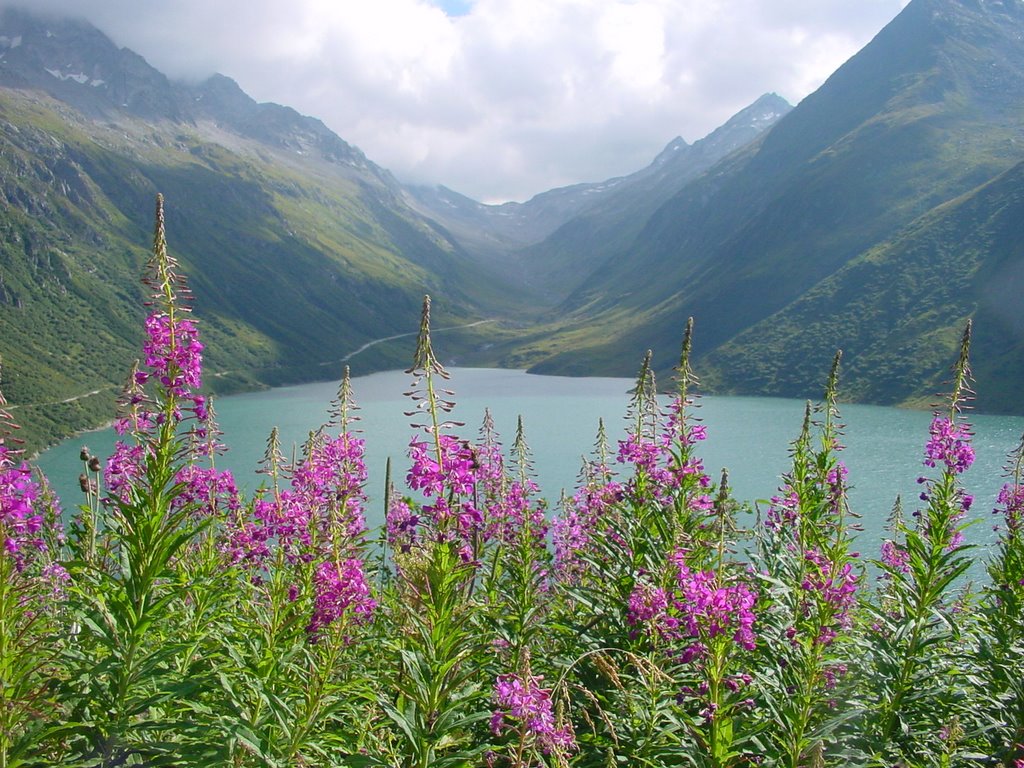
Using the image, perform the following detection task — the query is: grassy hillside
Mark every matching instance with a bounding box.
[701,160,1024,410]
[0,88,496,451]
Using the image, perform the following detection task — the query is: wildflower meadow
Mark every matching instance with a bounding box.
[1,196,1023,767]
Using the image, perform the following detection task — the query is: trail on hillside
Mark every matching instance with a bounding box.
[332,318,495,365]
[10,319,497,410]
[7,389,107,410]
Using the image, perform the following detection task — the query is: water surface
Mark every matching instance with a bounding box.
[38,368,1024,554]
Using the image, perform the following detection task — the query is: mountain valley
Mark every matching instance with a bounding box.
[2,0,1024,451]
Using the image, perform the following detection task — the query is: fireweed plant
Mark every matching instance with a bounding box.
[2,198,1023,767]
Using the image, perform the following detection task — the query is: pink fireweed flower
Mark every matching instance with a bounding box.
[227,432,370,568]
[41,561,71,599]
[139,313,203,397]
[618,432,678,503]
[386,496,420,553]
[122,310,210,433]
[551,479,623,582]
[880,539,910,573]
[256,491,319,562]
[800,548,858,644]
[946,512,967,550]
[1,446,44,560]
[104,441,148,503]
[995,483,1024,537]
[473,440,506,495]
[225,513,273,566]
[306,556,376,639]
[411,496,482,563]
[407,434,477,499]
[822,663,848,691]
[661,397,708,448]
[802,549,858,614]
[924,416,974,475]
[484,479,547,546]
[491,672,575,754]
[627,580,677,639]
[403,434,484,558]
[114,404,156,437]
[617,433,666,476]
[673,556,757,652]
[765,487,800,533]
[292,432,369,541]
[172,465,240,517]
[826,462,849,514]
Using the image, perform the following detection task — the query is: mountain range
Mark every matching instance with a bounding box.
[2,0,1023,451]
[506,0,1024,410]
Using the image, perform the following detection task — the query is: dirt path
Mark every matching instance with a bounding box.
[9,319,497,408]
[332,318,495,365]
[7,388,107,410]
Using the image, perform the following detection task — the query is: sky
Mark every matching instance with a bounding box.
[9,0,911,203]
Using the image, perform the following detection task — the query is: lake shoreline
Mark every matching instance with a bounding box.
[38,368,1024,562]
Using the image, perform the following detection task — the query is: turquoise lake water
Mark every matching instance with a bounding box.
[37,367,1024,555]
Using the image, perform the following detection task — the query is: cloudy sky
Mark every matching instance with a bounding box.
[11,0,910,202]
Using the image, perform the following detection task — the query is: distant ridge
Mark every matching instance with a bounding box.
[406,93,791,301]
[512,0,1024,412]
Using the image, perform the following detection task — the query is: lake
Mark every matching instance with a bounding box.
[37,367,1024,555]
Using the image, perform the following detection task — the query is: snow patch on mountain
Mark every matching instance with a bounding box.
[45,67,92,84]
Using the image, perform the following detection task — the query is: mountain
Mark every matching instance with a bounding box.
[6,0,1024,451]
[703,158,1024,412]
[516,0,1024,410]
[0,9,512,450]
[406,93,791,303]
[515,93,792,304]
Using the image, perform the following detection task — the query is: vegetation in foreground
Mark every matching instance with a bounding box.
[2,198,1023,767]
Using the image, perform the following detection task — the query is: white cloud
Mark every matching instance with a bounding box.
[3,0,911,202]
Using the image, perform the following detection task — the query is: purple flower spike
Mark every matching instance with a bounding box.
[551,479,623,583]
[172,465,240,517]
[407,434,477,499]
[674,557,758,652]
[996,484,1024,536]
[924,416,974,475]
[142,313,204,398]
[307,557,376,639]
[880,539,909,573]
[491,671,575,754]
[104,442,147,503]
[1,446,44,562]
[627,581,669,629]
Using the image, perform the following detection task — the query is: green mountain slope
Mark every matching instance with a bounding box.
[702,158,1024,410]
[520,0,1024,403]
[0,12,508,451]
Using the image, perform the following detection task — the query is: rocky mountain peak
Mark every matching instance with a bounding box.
[0,9,389,181]
[0,8,180,119]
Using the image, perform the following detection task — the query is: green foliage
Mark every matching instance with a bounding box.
[5,196,1024,768]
